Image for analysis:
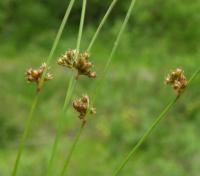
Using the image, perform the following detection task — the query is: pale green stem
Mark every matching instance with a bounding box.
[39,0,76,89]
[112,68,200,176]
[46,0,87,175]
[91,0,137,104]
[12,95,39,176]
[87,0,118,52]
[46,75,76,176]
[60,124,85,176]
[12,1,75,175]
[59,0,137,173]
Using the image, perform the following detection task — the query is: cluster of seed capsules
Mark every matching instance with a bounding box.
[165,68,187,95]
[25,49,188,123]
[25,49,97,124]
[57,49,96,80]
[25,63,53,92]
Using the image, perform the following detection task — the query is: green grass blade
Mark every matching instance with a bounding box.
[112,68,200,176]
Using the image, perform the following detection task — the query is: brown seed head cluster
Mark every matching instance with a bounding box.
[165,68,187,94]
[26,63,53,91]
[57,49,96,80]
[57,49,76,68]
[73,95,96,124]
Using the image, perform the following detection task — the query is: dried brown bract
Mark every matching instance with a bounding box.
[25,62,53,92]
[165,68,187,94]
[57,49,96,80]
[73,95,96,125]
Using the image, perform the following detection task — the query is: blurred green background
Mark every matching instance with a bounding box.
[0,0,200,175]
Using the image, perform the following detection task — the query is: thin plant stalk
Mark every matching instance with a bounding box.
[46,0,87,175]
[91,0,137,104]
[12,1,75,175]
[112,68,200,176]
[60,124,84,176]
[60,0,137,174]
[47,0,118,173]
[87,0,118,52]
[46,75,76,176]
[39,0,76,89]
[12,95,39,176]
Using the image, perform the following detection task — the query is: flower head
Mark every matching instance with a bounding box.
[57,49,96,80]
[74,52,96,80]
[72,95,96,125]
[165,68,187,94]
[25,62,53,92]
[57,49,76,68]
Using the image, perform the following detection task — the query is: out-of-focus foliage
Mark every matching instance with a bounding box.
[0,0,200,51]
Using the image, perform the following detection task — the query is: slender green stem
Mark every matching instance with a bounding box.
[59,0,137,173]
[87,0,118,52]
[39,0,76,89]
[46,75,76,176]
[112,96,179,176]
[12,95,39,176]
[60,124,85,176]
[91,0,137,104]
[187,68,200,84]
[75,0,87,56]
[46,0,119,173]
[112,68,200,176]
[12,1,75,175]
[46,0,87,174]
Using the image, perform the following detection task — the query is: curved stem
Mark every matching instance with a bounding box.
[112,68,200,176]
[60,124,85,176]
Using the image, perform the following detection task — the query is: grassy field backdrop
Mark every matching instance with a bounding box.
[0,0,200,175]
